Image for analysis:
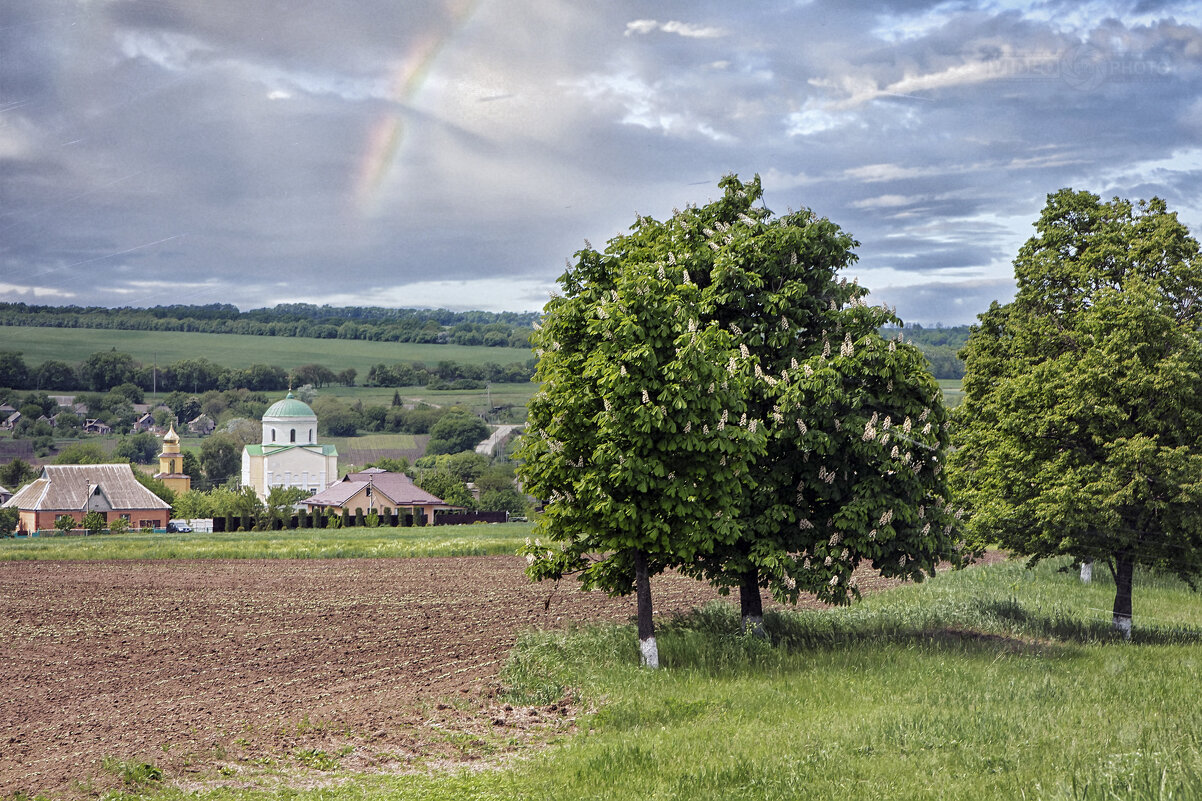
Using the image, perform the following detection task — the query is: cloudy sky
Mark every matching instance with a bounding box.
[2,1,1200,325]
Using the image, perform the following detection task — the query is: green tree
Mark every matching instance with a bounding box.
[53,442,107,464]
[517,202,763,668]
[55,515,76,535]
[0,458,39,490]
[114,432,160,464]
[425,410,489,456]
[0,351,30,389]
[630,176,963,632]
[0,507,19,538]
[200,433,241,487]
[82,510,107,535]
[415,470,475,509]
[132,469,175,506]
[35,360,77,391]
[172,489,215,519]
[952,190,1202,637]
[81,349,138,391]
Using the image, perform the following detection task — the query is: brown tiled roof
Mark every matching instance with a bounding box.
[304,471,449,508]
[2,464,170,512]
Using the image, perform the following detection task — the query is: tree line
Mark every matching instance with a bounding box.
[0,302,538,347]
[0,350,534,395]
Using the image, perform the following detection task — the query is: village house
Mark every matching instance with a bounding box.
[2,463,171,534]
[83,419,113,435]
[187,413,216,436]
[302,468,452,523]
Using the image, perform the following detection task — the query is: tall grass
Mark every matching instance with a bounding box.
[0,522,531,561]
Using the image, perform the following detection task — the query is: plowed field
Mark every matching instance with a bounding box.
[0,555,961,797]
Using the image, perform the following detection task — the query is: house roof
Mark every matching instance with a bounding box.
[303,471,449,509]
[3,464,171,512]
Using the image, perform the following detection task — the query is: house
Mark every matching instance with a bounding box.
[0,485,11,506]
[187,413,216,436]
[132,412,157,434]
[83,419,113,435]
[302,469,453,522]
[1,463,171,533]
[241,392,337,501]
[1,411,20,431]
[0,403,16,417]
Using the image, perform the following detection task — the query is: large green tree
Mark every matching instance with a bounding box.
[649,177,963,631]
[517,195,764,668]
[200,433,242,487]
[952,189,1202,637]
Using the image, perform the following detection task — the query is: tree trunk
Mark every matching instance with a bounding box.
[634,549,658,668]
[739,568,766,638]
[1080,559,1092,583]
[1112,553,1134,640]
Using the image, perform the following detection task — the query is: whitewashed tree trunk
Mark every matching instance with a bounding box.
[634,550,659,669]
[1080,559,1093,583]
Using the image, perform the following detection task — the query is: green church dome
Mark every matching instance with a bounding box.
[264,392,317,420]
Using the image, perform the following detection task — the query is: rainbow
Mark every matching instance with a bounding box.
[353,0,482,215]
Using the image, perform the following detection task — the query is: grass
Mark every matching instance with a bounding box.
[0,522,532,561]
[0,325,532,374]
[938,378,964,407]
[97,556,1202,801]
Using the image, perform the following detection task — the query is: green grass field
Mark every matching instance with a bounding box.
[0,522,532,561]
[0,325,532,374]
[938,378,964,407]
[321,382,537,419]
[33,553,1202,800]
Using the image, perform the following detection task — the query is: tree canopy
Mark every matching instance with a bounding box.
[952,189,1202,637]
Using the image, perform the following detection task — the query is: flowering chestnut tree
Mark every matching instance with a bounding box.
[518,223,764,668]
[520,175,964,658]
[952,189,1202,637]
[651,176,964,631]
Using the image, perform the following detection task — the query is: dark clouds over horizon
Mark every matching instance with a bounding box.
[3,1,1201,325]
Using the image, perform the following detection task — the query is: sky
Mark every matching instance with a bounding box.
[2,1,1201,326]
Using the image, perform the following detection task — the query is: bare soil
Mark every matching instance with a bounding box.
[0,555,975,797]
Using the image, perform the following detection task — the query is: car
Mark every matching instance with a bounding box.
[167,521,192,533]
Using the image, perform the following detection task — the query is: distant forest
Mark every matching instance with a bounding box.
[881,325,971,379]
[0,303,970,379]
[0,302,539,347]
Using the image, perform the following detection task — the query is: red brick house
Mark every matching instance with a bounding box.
[2,464,171,533]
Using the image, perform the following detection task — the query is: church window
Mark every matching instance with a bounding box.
[169,459,176,474]
[309,428,314,443]
[271,429,276,442]
[290,429,296,443]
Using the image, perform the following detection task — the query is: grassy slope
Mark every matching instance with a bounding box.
[0,325,531,373]
[0,522,532,560]
[77,557,1202,801]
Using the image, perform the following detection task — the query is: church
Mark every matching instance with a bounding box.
[241,392,338,501]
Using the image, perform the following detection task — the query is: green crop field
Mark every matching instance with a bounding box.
[938,378,964,407]
[0,522,532,561]
[0,325,532,373]
[325,432,424,469]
